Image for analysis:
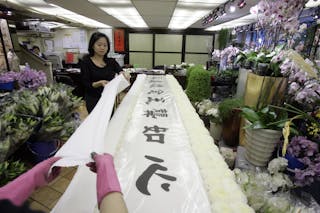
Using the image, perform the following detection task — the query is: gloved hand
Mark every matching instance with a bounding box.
[86,153,121,207]
[0,157,61,206]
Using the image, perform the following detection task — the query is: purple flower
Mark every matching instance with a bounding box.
[287,136,320,186]
[18,67,47,89]
[293,71,307,83]
[0,71,19,83]
[288,82,300,94]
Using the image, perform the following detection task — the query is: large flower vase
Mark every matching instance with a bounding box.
[27,140,61,163]
[209,121,222,143]
[221,109,241,147]
[239,73,287,146]
[244,123,282,167]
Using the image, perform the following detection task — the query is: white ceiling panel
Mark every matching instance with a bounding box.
[131,1,176,16]
[46,0,126,27]
[132,0,176,28]
[3,0,320,29]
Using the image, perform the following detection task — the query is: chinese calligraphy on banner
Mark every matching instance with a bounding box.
[116,75,211,212]
[114,29,125,52]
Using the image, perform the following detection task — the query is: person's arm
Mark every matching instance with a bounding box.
[86,153,128,213]
[100,192,127,213]
[110,58,130,82]
[0,157,61,206]
[81,60,108,89]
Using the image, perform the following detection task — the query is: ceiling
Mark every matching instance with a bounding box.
[0,0,319,31]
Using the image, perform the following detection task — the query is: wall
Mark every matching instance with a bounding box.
[128,31,214,69]
[17,28,114,64]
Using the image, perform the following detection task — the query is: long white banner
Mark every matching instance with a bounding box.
[115,75,211,212]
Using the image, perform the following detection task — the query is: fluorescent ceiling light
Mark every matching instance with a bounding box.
[89,0,131,4]
[8,0,45,6]
[205,13,257,31]
[169,9,211,29]
[8,0,110,28]
[39,21,66,29]
[168,0,228,29]
[305,0,320,8]
[88,0,148,28]
[100,6,147,28]
[30,5,110,28]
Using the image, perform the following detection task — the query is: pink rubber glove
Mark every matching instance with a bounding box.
[86,153,121,207]
[0,157,61,206]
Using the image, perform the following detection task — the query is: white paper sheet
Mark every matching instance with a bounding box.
[51,75,146,213]
[53,74,130,168]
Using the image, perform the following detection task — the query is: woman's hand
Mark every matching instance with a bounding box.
[92,80,109,88]
[0,157,61,206]
[86,152,122,207]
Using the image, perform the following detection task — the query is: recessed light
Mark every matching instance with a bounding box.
[229,5,236,13]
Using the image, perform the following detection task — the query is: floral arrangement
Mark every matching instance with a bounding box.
[305,110,320,142]
[0,83,82,161]
[220,46,240,64]
[194,99,222,124]
[167,75,253,212]
[212,49,221,60]
[195,99,214,115]
[17,65,47,89]
[286,136,320,187]
[0,71,19,83]
[255,0,308,35]
[234,157,319,212]
[280,51,320,107]
[206,106,221,124]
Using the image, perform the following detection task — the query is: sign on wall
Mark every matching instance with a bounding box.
[114,29,125,52]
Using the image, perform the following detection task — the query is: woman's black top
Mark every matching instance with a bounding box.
[80,57,122,112]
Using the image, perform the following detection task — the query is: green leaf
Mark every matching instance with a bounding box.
[241,107,260,122]
[251,121,266,129]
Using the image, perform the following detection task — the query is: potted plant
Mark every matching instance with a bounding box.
[205,104,222,142]
[218,98,243,146]
[186,65,211,102]
[240,106,288,166]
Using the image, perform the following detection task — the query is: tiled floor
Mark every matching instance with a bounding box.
[28,102,88,212]
[28,166,77,212]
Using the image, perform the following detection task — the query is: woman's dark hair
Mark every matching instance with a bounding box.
[87,32,110,58]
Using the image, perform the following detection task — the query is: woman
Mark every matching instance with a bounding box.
[81,32,123,113]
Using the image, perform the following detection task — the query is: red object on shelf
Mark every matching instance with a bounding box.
[66,52,74,63]
[114,29,125,52]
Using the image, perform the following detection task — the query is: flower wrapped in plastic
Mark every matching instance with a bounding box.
[18,66,47,89]
[286,136,320,187]
[0,71,19,83]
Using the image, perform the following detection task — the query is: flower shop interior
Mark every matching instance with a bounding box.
[0,0,320,212]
